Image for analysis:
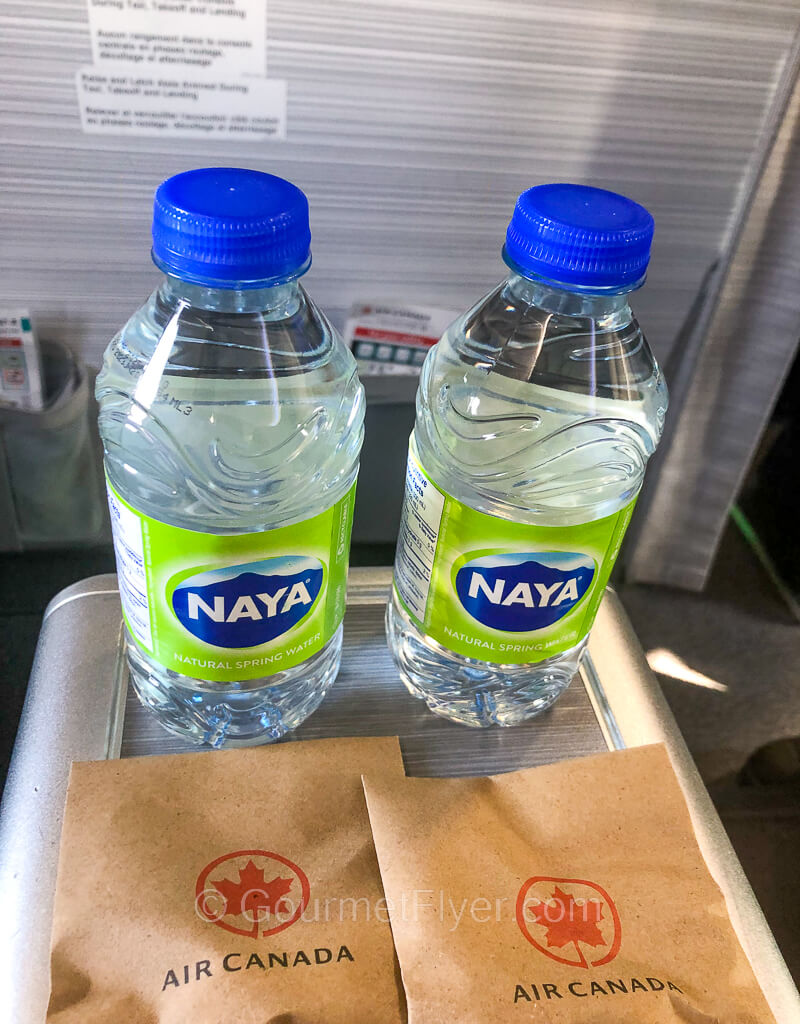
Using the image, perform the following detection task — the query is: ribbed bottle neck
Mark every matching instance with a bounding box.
[505,271,633,320]
[158,273,304,315]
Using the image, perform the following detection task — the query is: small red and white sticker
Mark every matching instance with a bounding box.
[2,368,26,388]
[343,302,457,376]
[0,311,42,410]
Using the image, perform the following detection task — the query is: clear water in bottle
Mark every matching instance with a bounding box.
[97,168,363,748]
[387,183,668,727]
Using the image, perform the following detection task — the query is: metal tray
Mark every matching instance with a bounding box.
[1,569,796,1024]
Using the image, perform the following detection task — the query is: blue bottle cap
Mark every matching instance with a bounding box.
[151,167,311,288]
[503,183,654,292]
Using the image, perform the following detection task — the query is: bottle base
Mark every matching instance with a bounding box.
[125,627,343,748]
[386,595,582,728]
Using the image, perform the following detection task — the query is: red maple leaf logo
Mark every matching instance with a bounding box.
[213,860,294,922]
[516,876,622,968]
[196,849,310,939]
[528,886,605,961]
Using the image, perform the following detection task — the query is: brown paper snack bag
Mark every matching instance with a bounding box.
[48,737,406,1024]
[363,744,776,1024]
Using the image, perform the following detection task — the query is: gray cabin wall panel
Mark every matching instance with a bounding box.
[2,0,798,368]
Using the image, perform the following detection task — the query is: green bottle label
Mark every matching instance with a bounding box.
[106,479,356,682]
[393,448,636,664]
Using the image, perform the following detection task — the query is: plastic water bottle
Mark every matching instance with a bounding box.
[387,183,668,727]
[97,168,364,747]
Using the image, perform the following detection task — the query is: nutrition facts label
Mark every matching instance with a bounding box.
[107,484,153,651]
[394,452,445,623]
